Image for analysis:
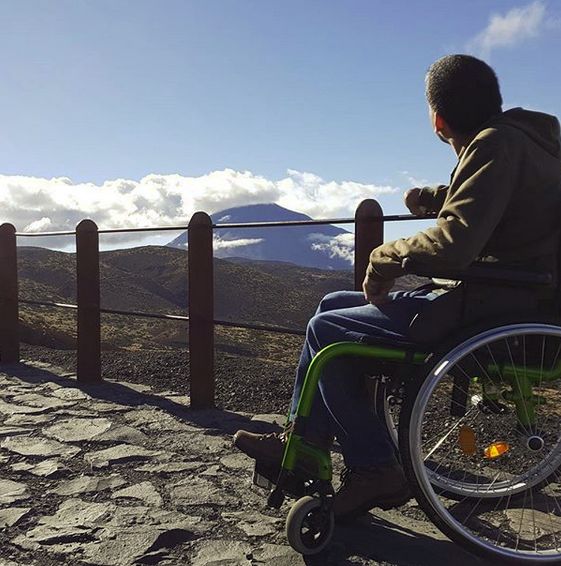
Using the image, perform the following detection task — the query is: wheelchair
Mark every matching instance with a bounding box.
[252,257,561,564]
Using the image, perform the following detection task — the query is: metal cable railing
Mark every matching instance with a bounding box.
[14,212,431,238]
[19,299,306,335]
[19,299,188,321]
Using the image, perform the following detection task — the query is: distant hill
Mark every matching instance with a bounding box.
[167,203,354,270]
[17,246,353,349]
[17,245,426,350]
[18,245,355,326]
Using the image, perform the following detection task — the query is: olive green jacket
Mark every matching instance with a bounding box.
[367,108,561,283]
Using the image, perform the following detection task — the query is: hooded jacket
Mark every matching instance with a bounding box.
[367,108,561,283]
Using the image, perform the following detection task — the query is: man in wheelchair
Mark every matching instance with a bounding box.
[234,54,561,524]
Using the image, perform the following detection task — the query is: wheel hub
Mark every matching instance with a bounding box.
[526,435,545,452]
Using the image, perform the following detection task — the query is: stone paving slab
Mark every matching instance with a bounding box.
[0,361,489,565]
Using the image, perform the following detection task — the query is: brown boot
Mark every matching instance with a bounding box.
[232,429,289,465]
[333,462,412,522]
[233,426,332,466]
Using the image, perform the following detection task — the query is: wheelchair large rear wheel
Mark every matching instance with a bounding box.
[399,323,561,563]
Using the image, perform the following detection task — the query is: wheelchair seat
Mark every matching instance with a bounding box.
[407,281,549,344]
[359,280,550,350]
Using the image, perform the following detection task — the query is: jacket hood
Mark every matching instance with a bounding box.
[492,108,561,159]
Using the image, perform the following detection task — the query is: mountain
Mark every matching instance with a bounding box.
[167,203,353,270]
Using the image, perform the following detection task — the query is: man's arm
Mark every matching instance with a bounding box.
[367,136,515,282]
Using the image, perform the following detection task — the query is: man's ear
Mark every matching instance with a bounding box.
[434,112,455,145]
[434,112,447,135]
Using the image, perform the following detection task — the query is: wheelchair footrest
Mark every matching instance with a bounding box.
[252,461,307,498]
[253,461,277,491]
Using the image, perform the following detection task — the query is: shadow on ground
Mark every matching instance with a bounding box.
[301,513,491,565]
[3,362,277,436]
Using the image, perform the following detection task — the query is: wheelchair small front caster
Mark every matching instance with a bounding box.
[285,495,334,555]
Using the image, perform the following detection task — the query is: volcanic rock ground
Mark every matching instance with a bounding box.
[0,356,490,566]
[19,345,296,415]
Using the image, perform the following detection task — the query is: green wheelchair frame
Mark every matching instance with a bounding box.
[267,339,550,502]
[271,342,425,498]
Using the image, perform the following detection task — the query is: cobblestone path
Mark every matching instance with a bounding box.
[0,361,487,565]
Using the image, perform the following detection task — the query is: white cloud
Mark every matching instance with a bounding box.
[277,170,395,220]
[0,169,398,248]
[467,1,547,57]
[213,236,264,251]
[24,217,52,232]
[310,233,355,265]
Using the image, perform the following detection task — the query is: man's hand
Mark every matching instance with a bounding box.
[362,275,395,305]
[404,188,428,216]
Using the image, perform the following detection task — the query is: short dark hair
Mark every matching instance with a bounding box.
[426,54,503,134]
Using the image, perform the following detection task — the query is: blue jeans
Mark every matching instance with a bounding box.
[289,289,438,468]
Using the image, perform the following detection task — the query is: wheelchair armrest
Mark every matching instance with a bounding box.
[401,257,553,287]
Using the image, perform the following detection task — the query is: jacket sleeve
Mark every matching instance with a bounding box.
[367,136,515,282]
[418,184,448,213]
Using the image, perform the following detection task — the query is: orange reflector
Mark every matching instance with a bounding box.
[484,442,510,459]
[458,425,476,455]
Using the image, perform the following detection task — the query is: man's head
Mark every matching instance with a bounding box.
[426,54,503,140]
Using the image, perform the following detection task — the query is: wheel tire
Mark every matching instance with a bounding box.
[285,496,334,555]
[399,321,561,564]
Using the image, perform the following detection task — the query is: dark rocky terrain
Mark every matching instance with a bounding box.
[21,344,299,415]
[0,362,484,566]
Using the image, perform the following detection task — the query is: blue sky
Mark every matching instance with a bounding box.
[1,0,560,249]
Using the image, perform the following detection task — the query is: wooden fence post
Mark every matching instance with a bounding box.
[188,212,215,409]
[354,199,384,291]
[76,219,101,383]
[0,223,19,363]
